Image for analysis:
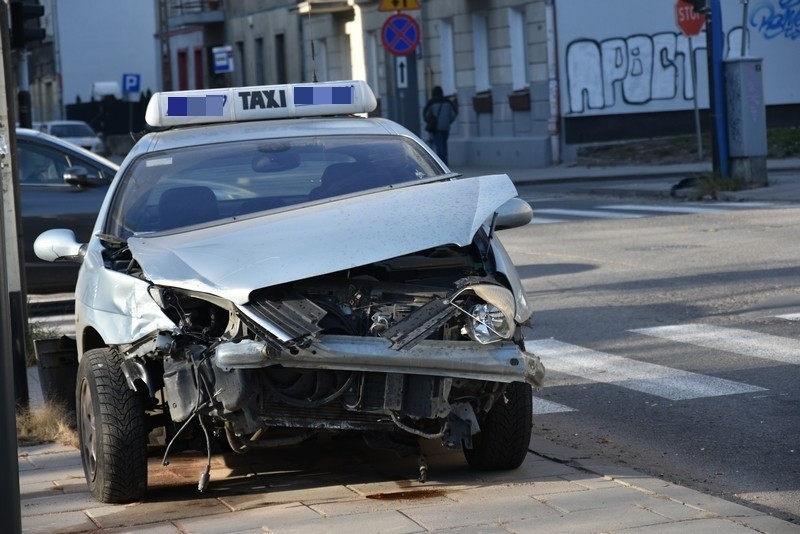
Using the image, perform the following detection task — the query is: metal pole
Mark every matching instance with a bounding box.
[740,0,750,57]
[689,36,703,160]
[545,0,561,165]
[710,0,730,179]
[0,1,24,529]
[705,0,730,179]
[16,51,31,128]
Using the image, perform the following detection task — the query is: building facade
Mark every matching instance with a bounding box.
[22,0,797,167]
[25,0,159,124]
[217,0,555,167]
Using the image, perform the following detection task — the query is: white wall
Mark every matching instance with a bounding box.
[56,0,159,105]
[556,0,800,117]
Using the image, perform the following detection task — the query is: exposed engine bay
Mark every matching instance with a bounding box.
[112,237,543,483]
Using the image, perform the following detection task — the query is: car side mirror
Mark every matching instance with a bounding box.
[493,197,533,230]
[64,166,103,188]
[34,229,86,263]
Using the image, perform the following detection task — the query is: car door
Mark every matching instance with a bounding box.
[18,135,114,293]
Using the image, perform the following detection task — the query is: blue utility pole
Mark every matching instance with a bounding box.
[706,0,730,179]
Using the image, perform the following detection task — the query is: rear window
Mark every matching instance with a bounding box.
[106,134,443,237]
[50,123,96,137]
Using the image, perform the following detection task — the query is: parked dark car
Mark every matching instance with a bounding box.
[17,128,118,293]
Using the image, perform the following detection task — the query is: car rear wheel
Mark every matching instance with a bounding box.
[77,347,148,503]
[463,382,532,470]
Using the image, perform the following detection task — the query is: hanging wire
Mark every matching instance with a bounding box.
[307,6,318,82]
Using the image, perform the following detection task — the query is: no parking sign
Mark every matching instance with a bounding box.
[381,14,420,56]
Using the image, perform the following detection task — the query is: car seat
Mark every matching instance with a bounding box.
[158,185,219,230]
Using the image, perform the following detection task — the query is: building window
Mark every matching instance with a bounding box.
[236,41,245,86]
[275,34,287,84]
[255,37,265,85]
[508,8,528,91]
[472,13,490,93]
[194,47,204,89]
[177,49,188,90]
[439,19,455,95]
[366,32,379,96]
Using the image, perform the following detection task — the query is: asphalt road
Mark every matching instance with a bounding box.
[498,199,800,523]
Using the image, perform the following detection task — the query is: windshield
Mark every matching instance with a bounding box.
[106,134,443,238]
[50,123,96,137]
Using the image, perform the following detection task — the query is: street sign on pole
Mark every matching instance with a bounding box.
[378,0,421,11]
[381,14,420,57]
[213,45,234,74]
[396,56,408,89]
[122,73,141,94]
[676,0,706,36]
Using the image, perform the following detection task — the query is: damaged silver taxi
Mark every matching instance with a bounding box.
[34,80,544,503]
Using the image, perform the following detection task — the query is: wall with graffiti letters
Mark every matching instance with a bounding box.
[556,0,800,118]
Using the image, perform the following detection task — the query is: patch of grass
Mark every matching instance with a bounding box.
[695,172,750,199]
[767,126,800,158]
[577,126,800,166]
[16,401,78,447]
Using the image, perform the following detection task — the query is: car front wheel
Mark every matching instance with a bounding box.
[463,381,532,470]
[77,347,148,503]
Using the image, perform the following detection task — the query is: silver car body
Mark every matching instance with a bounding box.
[35,82,543,495]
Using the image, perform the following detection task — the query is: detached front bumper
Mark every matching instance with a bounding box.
[215,334,545,387]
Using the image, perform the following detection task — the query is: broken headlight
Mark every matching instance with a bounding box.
[452,284,516,344]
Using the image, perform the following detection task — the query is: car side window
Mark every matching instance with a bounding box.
[17,140,107,185]
[17,142,67,184]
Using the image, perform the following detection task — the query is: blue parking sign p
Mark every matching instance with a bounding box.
[122,73,141,94]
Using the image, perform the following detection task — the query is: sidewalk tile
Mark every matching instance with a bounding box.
[22,510,97,534]
[505,504,670,533]
[175,503,320,534]
[219,484,359,511]
[21,491,99,517]
[621,517,766,533]
[309,490,454,517]
[88,496,231,530]
[533,485,652,513]
[402,496,559,530]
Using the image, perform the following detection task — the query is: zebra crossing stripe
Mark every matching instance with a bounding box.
[529,217,568,225]
[599,204,731,214]
[632,324,800,365]
[525,339,765,401]
[775,313,800,321]
[532,396,576,415]
[533,208,645,219]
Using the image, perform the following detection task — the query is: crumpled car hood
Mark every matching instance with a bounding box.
[127,174,518,304]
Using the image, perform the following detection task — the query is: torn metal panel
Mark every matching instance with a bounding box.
[126,174,518,304]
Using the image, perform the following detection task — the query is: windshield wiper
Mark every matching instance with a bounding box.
[96,233,127,249]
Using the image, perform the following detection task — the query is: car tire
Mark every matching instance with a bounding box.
[76,347,148,503]
[463,382,532,470]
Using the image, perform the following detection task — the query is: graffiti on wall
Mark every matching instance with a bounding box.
[558,0,799,117]
[750,0,800,40]
[566,32,705,114]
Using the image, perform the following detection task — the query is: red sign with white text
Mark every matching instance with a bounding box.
[675,0,706,36]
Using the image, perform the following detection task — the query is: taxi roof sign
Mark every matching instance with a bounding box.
[145,80,377,128]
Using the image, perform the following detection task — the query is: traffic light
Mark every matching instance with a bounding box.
[10,0,45,50]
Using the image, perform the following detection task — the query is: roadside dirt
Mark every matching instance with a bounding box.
[576,127,800,167]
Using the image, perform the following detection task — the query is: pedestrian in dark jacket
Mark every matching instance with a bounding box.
[423,86,458,165]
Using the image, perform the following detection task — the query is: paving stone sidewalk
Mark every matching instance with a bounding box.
[19,368,800,534]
